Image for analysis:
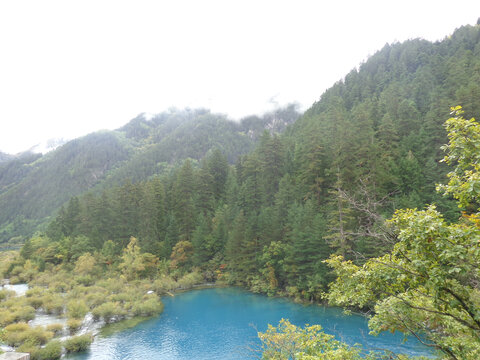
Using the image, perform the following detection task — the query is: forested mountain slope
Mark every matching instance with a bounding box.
[0,106,300,244]
[38,23,480,301]
[287,23,480,215]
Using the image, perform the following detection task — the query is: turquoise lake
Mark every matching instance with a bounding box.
[66,287,433,359]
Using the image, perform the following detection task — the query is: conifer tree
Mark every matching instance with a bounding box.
[207,148,229,204]
[173,160,196,242]
[192,214,213,267]
[139,178,167,255]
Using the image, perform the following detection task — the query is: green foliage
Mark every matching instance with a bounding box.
[438,106,480,210]
[131,296,164,317]
[119,237,155,280]
[4,323,53,347]
[64,334,93,353]
[66,319,83,334]
[33,340,62,360]
[3,322,30,346]
[259,319,431,360]
[170,240,194,271]
[0,303,36,326]
[66,299,89,320]
[176,271,204,289]
[74,252,97,276]
[259,319,365,360]
[325,109,480,359]
[92,302,126,323]
[0,132,130,242]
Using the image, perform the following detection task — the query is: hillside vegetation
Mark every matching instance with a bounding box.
[2,22,480,359]
[0,106,300,244]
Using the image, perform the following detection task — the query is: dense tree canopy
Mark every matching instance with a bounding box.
[325,108,480,360]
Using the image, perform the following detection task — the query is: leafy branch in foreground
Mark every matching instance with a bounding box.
[258,319,428,360]
[325,107,480,360]
[258,319,362,360]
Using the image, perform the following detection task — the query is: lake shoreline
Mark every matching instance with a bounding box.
[64,287,434,359]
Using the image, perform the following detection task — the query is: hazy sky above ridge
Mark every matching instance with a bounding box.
[0,0,479,154]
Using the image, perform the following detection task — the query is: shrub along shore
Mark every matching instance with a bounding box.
[0,243,207,360]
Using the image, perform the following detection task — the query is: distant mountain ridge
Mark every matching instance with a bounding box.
[0,152,13,163]
[0,106,300,244]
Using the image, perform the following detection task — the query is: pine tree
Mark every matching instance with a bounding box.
[225,211,248,283]
[139,178,167,255]
[284,200,329,298]
[173,160,196,242]
[207,148,229,204]
[324,176,355,258]
[62,197,81,237]
[257,132,285,205]
[195,159,215,217]
[163,213,179,259]
[192,214,213,267]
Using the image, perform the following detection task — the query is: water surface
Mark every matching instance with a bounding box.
[67,287,432,359]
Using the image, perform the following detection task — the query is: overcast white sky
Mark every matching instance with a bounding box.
[0,0,479,154]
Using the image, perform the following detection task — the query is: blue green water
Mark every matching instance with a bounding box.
[67,287,433,359]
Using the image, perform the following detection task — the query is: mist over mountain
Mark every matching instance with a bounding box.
[2,23,480,249]
[0,152,13,163]
[0,105,300,244]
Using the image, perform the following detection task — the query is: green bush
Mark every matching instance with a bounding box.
[84,291,106,309]
[42,294,64,315]
[4,323,52,347]
[17,342,40,359]
[4,322,30,332]
[76,275,94,286]
[67,318,83,334]
[27,295,44,309]
[0,308,15,326]
[8,275,21,284]
[0,298,36,325]
[13,305,36,323]
[108,291,132,303]
[132,297,164,317]
[96,278,125,293]
[92,301,125,323]
[177,271,203,289]
[46,323,64,336]
[153,276,177,293]
[0,289,14,301]
[64,334,93,353]
[34,340,62,360]
[24,327,53,346]
[10,265,25,278]
[66,299,88,319]
[4,322,30,346]
[26,287,44,298]
[51,281,69,293]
